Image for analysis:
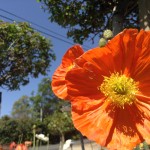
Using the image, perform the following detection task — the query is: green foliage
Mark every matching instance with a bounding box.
[38,0,139,43]
[29,78,76,142]
[44,111,74,135]
[0,116,19,144]
[11,95,33,119]
[134,141,150,150]
[33,121,48,135]
[0,116,33,144]
[6,78,76,144]
[15,119,34,142]
[0,21,55,90]
[30,78,61,120]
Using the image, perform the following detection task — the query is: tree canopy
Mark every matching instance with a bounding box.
[38,0,150,44]
[10,78,76,145]
[30,78,61,121]
[0,115,33,144]
[11,95,33,119]
[0,21,55,90]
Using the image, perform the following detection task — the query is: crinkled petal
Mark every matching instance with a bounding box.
[132,95,150,144]
[66,67,103,101]
[62,44,84,67]
[52,64,68,99]
[51,45,84,99]
[77,29,143,76]
[135,95,150,119]
[139,82,150,97]
[71,94,105,112]
[72,102,142,150]
[79,46,115,75]
[106,107,142,150]
[71,101,116,146]
[133,30,150,80]
[107,29,139,75]
[135,118,150,144]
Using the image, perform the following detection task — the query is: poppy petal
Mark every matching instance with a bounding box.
[66,67,103,100]
[72,101,116,146]
[107,29,138,75]
[130,96,150,144]
[135,118,150,144]
[106,107,142,150]
[62,44,84,67]
[79,47,115,75]
[52,45,84,99]
[133,30,150,80]
[52,64,68,99]
[139,82,150,97]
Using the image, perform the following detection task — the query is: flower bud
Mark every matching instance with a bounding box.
[103,29,113,39]
[98,38,107,47]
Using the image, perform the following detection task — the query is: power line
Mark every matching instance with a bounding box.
[0,8,69,40]
[0,14,14,22]
[0,14,79,47]
[0,13,90,50]
[0,8,91,49]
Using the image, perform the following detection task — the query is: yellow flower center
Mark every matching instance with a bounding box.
[100,73,138,108]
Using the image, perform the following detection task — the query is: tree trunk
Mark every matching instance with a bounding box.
[112,0,132,35]
[0,92,1,116]
[112,13,123,36]
[59,133,65,150]
[138,0,150,30]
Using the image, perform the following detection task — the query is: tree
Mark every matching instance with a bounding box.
[44,110,75,150]
[15,118,34,143]
[30,78,61,121]
[20,77,75,149]
[38,0,150,43]
[0,115,33,144]
[11,78,60,121]
[0,21,55,90]
[8,76,79,148]
[138,0,150,31]
[29,77,75,147]
[0,116,19,144]
[11,95,33,119]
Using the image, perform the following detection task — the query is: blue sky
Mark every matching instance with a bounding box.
[0,0,98,117]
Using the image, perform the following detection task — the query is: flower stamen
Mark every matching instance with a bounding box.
[100,73,139,108]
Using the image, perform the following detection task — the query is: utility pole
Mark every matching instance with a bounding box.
[79,132,85,150]
[0,92,2,116]
[32,125,36,150]
[40,107,43,122]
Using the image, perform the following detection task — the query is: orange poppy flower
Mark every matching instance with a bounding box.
[15,144,28,150]
[64,29,150,150]
[9,142,16,150]
[52,44,84,100]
